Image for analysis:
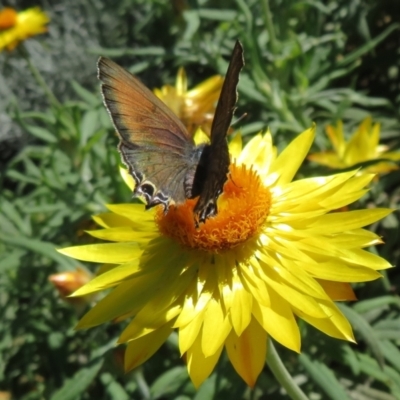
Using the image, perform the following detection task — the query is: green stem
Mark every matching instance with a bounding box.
[261,0,279,55]
[20,44,61,109]
[267,339,308,400]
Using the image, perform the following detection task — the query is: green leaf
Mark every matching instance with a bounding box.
[25,125,57,143]
[50,358,103,400]
[80,110,101,145]
[100,372,130,400]
[353,296,400,314]
[193,374,217,400]
[337,23,400,67]
[357,353,400,395]
[0,198,31,236]
[71,80,100,106]
[299,354,351,400]
[0,250,24,272]
[381,340,400,372]
[198,8,237,21]
[0,234,78,269]
[150,366,189,399]
[338,304,384,368]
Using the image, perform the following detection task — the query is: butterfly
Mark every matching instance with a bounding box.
[98,41,244,224]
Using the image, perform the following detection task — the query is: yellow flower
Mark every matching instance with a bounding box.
[153,67,224,135]
[309,117,400,174]
[0,7,49,51]
[59,127,392,387]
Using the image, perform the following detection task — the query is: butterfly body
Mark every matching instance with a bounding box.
[98,41,243,224]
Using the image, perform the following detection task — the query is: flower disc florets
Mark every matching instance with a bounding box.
[156,163,271,252]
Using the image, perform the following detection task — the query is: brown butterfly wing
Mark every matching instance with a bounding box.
[193,41,244,223]
[98,57,196,207]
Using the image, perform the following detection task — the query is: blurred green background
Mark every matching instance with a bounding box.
[1,0,400,399]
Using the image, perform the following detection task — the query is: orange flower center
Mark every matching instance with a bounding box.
[156,163,271,252]
[0,8,17,30]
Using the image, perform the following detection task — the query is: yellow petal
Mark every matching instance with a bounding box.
[106,203,155,228]
[119,303,181,342]
[57,243,141,264]
[296,300,355,342]
[187,332,223,388]
[327,121,344,154]
[240,263,271,307]
[316,280,357,301]
[202,298,231,357]
[252,290,300,352]
[119,167,135,191]
[271,125,315,185]
[178,311,205,355]
[225,317,267,387]
[341,248,392,271]
[76,272,162,328]
[92,212,136,228]
[237,133,263,165]
[124,321,174,371]
[308,209,393,233]
[230,273,253,336]
[86,227,156,243]
[72,260,140,296]
[256,253,328,318]
[229,132,243,159]
[119,269,196,342]
[193,128,209,145]
[301,260,382,282]
[174,287,211,329]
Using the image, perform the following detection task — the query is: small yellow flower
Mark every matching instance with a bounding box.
[153,68,224,135]
[59,127,392,387]
[0,7,49,51]
[309,117,400,174]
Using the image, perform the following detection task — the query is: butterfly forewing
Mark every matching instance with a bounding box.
[98,57,196,206]
[193,41,244,223]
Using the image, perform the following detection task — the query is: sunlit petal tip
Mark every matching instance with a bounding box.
[119,166,135,190]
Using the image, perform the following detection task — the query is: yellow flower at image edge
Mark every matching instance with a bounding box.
[0,7,49,51]
[59,126,392,387]
[309,117,400,174]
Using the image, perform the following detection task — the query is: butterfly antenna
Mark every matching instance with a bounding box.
[231,112,247,127]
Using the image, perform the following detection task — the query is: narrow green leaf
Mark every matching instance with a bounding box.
[0,199,31,236]
[71,80,100,106]
[381,340,400,372]
[150,366,189,399]
[299,354,351,400]
[100,372,130,400]
[25,125,57,143]
[50,358,103,400]
[0,234,78,269]
[337,23,400,67]
[338,304,384,368]
[198,9,237,20]
[353,296,400,314]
